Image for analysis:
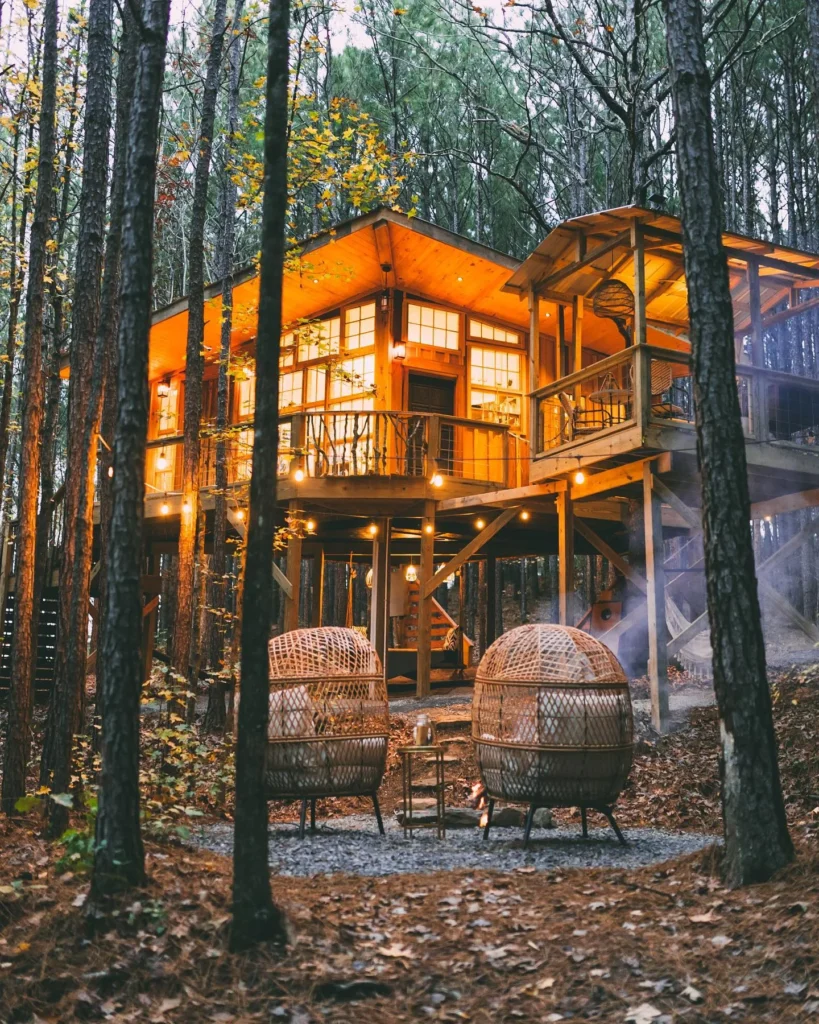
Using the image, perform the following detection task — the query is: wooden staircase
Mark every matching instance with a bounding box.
[402,580,474,663]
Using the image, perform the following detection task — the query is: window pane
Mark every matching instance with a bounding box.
[345,302,376,350]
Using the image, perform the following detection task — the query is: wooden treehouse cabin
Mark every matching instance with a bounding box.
[4,206,819,731]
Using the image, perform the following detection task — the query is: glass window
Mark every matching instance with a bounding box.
[345,302,376,350]
[305,365,327,405]
[236,374,255,420]
[297,316,340,362]
[407,302,459,350]
[469,345,522,427]
[330,354,375,400]
[279,370,303,410]
[469,318,520,345]
[155,381,179,435]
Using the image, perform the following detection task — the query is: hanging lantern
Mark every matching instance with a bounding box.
[592,280,635,346]
[365,567,373,589]
[405,563,418,583]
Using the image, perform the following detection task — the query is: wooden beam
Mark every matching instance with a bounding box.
[423,506,518,598]
[539,230,631,292]
[667,610,708,658]
[651,477,700,531]
[437,479,565,512]
[556,304,566,380]
[372,220,395,286]
[573,294,584,385]
[416,500,436,698]
[486,555,498,646]
[759,580,819,642]
[643,464,670,732]
[751,488,819,519]
[528,286,540,444]
[557,490,574,625]
[272,562,293,601]
[142,595,160,618]
[574,518,647,594]
[632,221,647,348]
[569,454,670,501]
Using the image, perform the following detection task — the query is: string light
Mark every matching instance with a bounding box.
[107,465,114,478]
[574,469,586,485]
[430,472,444,488]
[520,510,530,521]
[182,500,191,513]
[424,523,434,535]
[156,450,168,471]
[235,508,245,521]
[160,501,170,516]
[475,518,486,530]
[293,467,305,482]
[306,518,317,533]
[367,522,379,537]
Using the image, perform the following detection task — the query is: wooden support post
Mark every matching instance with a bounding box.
[424,505,518,597]
[416,499,436,698]
[528,286,541,449]
[643,465,670,732]
[557,490,574,626]
[556,304,566,380]
[631,222,647,347]
[0,521,12,647]
[748,259,764,367]
[486,554,497,647]
[284,501,302,633]
[369,517,391,669]
[573,295,584,395]
[458,563,468,670]
[310,547,324,628]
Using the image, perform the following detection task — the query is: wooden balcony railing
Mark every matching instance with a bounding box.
[532,344,819,456]
[145,410,522,496]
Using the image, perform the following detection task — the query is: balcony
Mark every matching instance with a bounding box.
[531,345,819,481]
[144,410,527,512]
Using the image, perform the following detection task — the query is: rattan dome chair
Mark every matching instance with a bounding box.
[473,624,633,846]
[266,626,389,837]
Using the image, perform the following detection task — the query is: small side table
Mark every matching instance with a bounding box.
[398,744,446,840]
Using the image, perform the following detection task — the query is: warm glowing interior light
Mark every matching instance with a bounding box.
[107,466,114,478]
[182,500,191,513]
[574,470,586,485]
[393,342,407,359]
[424,523,434,535]
[456,275,463,282]
[405,563,418,582]
[520,510,530,521]
[306,518,317,532]
[243,365,254,379]
[368,522,378,537]
[475,518,486,530]
[156,450,168,471]
[293,466,305,482]
[235,508,245,521]
[430,472,444,488]
[157,380,170,397]
[160,501,170,515]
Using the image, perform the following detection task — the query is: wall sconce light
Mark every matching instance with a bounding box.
[430,472,443,488]
[157,378,171,398]
[393,341,407,360]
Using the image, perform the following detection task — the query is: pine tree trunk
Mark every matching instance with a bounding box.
[41,0,114,835]
[663,0,793,887]
[230,0,290,952]
[172,0,228,694]
[94,6,138,748]
[1,0,59,815]
[205,0,246,734]
[90,0,171,898]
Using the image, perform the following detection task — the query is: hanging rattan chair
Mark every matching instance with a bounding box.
[473,624,633,845]
[592,279,635,347]
[265,626,389,837]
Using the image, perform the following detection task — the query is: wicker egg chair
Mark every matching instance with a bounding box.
[266,626,389,837]
[473,624,633,846]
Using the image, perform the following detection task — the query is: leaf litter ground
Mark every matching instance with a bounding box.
[0,664,817,1022]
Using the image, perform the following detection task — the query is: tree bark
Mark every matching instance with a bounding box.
[230,0,290,952]
[663,0,793,887]
[808,0,819,168]
[171,0,228,699]
[90,0,171,898]
[93,5,138,750]
[205,0,246,733]
[41,0,114,836]
[1,0,59,815]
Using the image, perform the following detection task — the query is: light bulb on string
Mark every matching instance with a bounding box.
[156,450,168,471]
